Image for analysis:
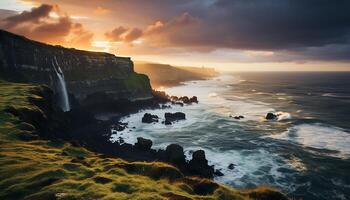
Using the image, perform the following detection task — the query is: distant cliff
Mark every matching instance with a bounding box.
[134,61,219,88]
[0,30,152,107]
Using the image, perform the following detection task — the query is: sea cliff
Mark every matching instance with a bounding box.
[0,29,152,107]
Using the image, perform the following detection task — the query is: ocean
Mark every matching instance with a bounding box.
[111,72,350,200]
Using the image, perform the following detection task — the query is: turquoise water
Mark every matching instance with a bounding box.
[112,72,350,200]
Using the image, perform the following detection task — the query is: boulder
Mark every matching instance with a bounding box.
[165,144,186,165]
[266,112,277,120]
[179,96,190,104]
[165,112,186,123]
[142,113,159,123]
[228,163,235,170]
[135,137,153,150]
[189,96,198,103]
[233,115,244,120]
[188,150,215,178]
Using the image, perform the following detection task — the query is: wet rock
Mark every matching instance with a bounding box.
[142,113,159,123]
[135,137,153,151]
[165,144,186,165]
[266,112,277,120]
[164,112,186,123]
[161,104,171,109]
[214,169,224,176]
[228,163,235,170]
[111,122,128,131]
[188,150,215,178]
[179,96,190,104]
[189,96,198,104]
[164,120,172,125]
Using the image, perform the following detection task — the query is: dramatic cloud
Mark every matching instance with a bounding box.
[4,0,350,64]
[105,26,142,43]
[0,3,93,49]
[2,4,54,29]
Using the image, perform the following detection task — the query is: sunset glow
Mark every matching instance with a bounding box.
[1,0,349,71]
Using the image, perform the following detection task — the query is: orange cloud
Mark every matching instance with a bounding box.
[0,4,93,50]
[105,26,142,44]
[94,6,110,15]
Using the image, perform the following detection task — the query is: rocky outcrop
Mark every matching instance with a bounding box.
[266,112,278,120]
[0,30,152,108]
[164,112,186,125]
[188,150,215,178]
[142,113,159,123]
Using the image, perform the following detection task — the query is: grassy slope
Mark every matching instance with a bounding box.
[0,80,286,200]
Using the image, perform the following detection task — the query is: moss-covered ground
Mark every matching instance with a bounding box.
[0,80,287,200]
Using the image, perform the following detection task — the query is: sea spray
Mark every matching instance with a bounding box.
[52,57,70,112]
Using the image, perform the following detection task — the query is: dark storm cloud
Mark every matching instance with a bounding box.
[173,0,350,61]
[205,0,350,50]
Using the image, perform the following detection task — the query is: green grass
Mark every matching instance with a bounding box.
[124,73,152,92]
[0,80,287,200]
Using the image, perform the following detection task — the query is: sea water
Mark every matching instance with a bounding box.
[111,72,350,200]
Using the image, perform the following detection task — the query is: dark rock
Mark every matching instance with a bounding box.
[165,144,186,165]
[171,96,179,101]
[266,112,277,120]
[135,137,153,151]
[164,119,172,125]
[179,96,190,104]
[214,169,224,176]
[164,112,186,123]
[233,115,244,120]
[111,122,128,131]
[228,163,235,170]
[142,113,159,123]
[189,96,198,103]
[188,150,215,178]
[175,96,199,104]
[161,104,171,109]
[120,143,133,152]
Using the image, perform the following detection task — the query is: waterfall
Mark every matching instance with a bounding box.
[52,57,70,112]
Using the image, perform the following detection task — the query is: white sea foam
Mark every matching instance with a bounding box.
[270,124,350,158]
[275,111,292,121]
[183,147,295,191]
[322,93,338,97]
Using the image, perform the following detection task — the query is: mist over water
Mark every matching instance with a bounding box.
[112,72,350,200]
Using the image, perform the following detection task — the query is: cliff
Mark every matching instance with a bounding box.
[135,61,219,88]
[0,30,152,108]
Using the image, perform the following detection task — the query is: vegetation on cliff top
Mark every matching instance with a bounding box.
[134,61,218,88]
[0,80,287,200]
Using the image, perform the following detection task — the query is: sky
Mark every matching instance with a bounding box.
[0,0,350,71]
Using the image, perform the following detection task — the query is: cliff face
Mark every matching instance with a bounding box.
[0,30,152,106]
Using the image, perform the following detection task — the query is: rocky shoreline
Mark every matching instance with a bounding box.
[7,86,223,179]
[69,92,222,179]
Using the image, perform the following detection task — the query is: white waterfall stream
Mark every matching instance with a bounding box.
[52,57,70,112]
